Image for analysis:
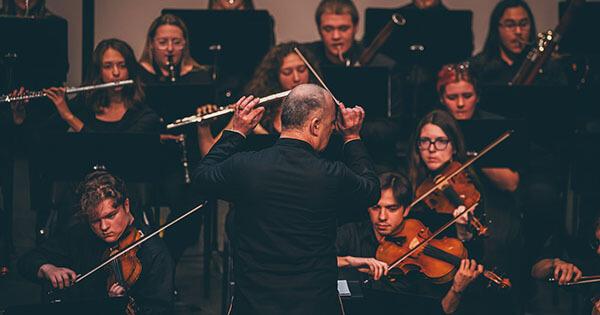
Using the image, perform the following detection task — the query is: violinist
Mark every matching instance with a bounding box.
[305,0,395,68]
[530,212,600,315]
[17,171,174,314]
[336,172,484,314]
[469,0,566,86]
[407,109,484,242]
[139,14,211,84]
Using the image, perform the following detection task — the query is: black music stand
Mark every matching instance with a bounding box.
[457,119,529,170]
[32,133,161,182]
[559,2,600,55]
[478,86,577,144]
[161,9,273,78]
[322,66,391,119]
[364,8,473,69]
[145,82,216,124]
[31,133,162,236]
[0,15,68,92]
[2,297,127,315]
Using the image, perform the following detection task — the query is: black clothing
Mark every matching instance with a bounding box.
[18,221,174,314]
[304,41,396,69]
[138,65,212,85]
[193,130,380,315]
[469,52,568,86]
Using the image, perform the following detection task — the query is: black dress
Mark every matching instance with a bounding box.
[193,131,380,315]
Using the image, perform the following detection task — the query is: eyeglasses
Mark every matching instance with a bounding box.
[417,137,450,151]
[445,62,470,73]
[498,19,531,30]
[153,38,186,51]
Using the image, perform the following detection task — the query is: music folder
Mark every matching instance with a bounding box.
[31,133,162,182]
[457,119,528,170]
[321,66,391,120]
[144,82,215,125]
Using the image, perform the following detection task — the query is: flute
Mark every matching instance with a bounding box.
[166,90,290,130]
[1,80,134,103]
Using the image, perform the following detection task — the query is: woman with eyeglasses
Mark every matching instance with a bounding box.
[407,109,485,243]
[139,14,211,84]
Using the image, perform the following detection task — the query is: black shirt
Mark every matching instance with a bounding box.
[18,221,174,314]
[304,41,396,69]
[193,131,380,315]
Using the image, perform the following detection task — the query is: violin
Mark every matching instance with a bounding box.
[415,160,488,236]
[104,225,144,315]
[407,130,514,236]
[375,218,511,288]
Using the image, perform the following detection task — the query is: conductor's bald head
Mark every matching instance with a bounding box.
[280,84,337,151]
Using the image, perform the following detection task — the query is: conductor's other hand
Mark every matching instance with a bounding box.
[336,102,364,142]
[230,95,264,136]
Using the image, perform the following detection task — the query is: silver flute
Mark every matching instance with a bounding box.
[166,90,291,130]
[1,79,134,103]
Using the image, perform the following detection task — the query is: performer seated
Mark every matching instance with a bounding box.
[531,212,600,315]
[196,42,321,155]
[336,172,483,314]
[469,0,567,85]
[305,0,395,68]
[436,62,519,192]
[139,14,211,84]
[38,38,161,133]
[17,170,174,314]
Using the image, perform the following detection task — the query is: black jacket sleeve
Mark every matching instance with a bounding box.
[192,130,246,200]
[134,237,175,315]
[339,139,380,209]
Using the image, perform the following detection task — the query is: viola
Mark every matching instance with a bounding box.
[415,160,488,236]
[103,225,143,315]
[375,218,511,288]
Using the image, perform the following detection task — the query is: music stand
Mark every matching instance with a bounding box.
[478,85,577,144]
[32,133,162,182]
[322,66,391,119]
[364,8,473,69]
[2,297,127,315]
[457,119,529,170]
[0,16,68,91]
[559,2,600,55]
[145,82,216,124]
[161,9,273,78]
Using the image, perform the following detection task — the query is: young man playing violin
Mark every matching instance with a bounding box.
[18,171,174,314]
[336,172,483,314]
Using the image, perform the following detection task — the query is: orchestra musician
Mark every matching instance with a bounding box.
[17,170,174,314]
[336,172,483,314]
[469,0,567,86]
[193,84,379,314]
[305,0,395,68]
[139,14,211,84]
[197,42,321,155]
[531,212,600,315]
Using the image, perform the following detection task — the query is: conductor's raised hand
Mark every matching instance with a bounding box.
[336,103,365,142]
[230,95,265,136]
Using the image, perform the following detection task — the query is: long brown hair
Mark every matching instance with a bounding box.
[243,42,322,131]
[0,0,51,17]
[407,109,469,193]
[139,14,202,74]
[83,38,144,113]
